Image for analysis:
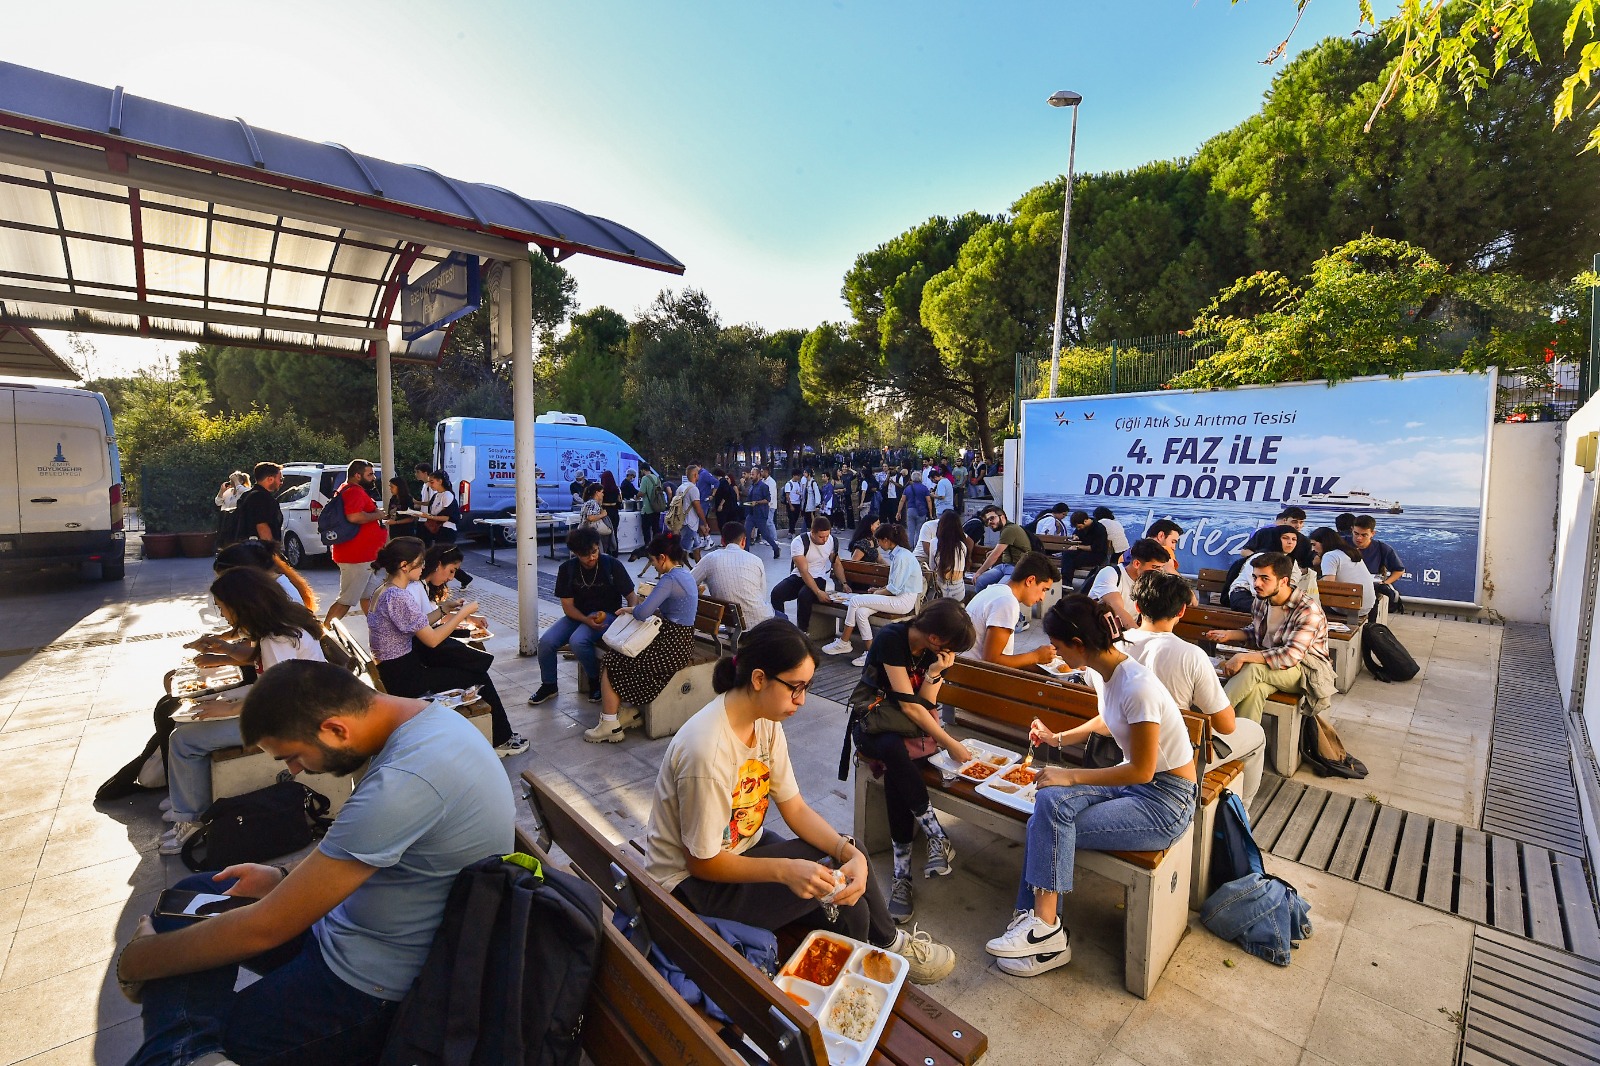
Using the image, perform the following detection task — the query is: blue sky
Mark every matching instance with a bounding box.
[6,0,1379,374]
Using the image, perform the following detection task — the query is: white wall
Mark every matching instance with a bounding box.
[1481,422,1561,623]
[1551,401,1600,707]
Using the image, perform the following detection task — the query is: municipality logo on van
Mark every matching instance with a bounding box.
[37,442,83,478]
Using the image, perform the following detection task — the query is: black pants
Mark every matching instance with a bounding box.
[377,651,511,746]
[641,510,662,543]
[672,834,896,948]
[1064,550,1105,587]
[1228,588,1255,613]
[1371,583,1402,620]
[786,502,803,533]
[854,728,932,847]
[771,574,825,629]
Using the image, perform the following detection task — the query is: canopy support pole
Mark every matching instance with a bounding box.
[375,337,394,509]
[510,255,540,656]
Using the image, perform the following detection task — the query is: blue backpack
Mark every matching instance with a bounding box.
[1200,789,1313,966]
[317,487,364,545]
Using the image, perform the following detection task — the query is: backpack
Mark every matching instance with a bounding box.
[317,487,364,545]
[381,854,603,1066]
[664,485,690,533]
[1361,622,1419,683]
[1299,714,1368,779]
[181,779,334,871]
[1200,790,1313,966]
[1208,788,1265,888]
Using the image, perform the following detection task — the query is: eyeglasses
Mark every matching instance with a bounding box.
[768,675,811,701]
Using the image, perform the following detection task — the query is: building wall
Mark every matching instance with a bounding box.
[1481,422,1560,623]
[1551,402,1600,706]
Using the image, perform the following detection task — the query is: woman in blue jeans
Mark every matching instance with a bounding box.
[984,593,1197,978]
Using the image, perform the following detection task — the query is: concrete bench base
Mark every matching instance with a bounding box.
[1261,695,1303,776]
[582,649,720,740]
[853,762,1191,999]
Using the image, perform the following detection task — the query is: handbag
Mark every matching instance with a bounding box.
[181,779,333,871]
[594,516,614,537]
[1083,732,1125,768]
[1300,715,1368,779]
[603,612,662,657]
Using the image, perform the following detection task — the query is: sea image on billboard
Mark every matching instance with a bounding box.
[1020,372,1492,605]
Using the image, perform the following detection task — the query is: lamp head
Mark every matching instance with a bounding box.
[1048,90,1083,108]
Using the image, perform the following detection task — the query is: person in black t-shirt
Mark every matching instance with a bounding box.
[1062,511,1110,585]
[234,462,284,544]
[850,599,976,924]
[529,526,637,705]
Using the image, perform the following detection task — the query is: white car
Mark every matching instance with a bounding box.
[276,462,381,569]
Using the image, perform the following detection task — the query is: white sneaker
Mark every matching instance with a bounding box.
[985,913,1068,959]
[851,652,869,667]
[495,732,530,758]
[888,925,956,984]
[820,639,853,656]
[158,821,202,855]
[995,942,1072,977]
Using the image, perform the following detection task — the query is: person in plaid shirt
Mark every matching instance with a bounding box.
[1204,552,1329,723]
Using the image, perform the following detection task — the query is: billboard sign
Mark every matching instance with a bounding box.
[1020,371,1495,605]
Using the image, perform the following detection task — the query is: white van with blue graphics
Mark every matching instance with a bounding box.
[0,382,125,579]
[433,413,648,539]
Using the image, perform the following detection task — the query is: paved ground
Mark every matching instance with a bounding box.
[0,536,1488,1065]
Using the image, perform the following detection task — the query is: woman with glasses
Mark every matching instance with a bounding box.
[366,538,526,757]
[641,618,956,984]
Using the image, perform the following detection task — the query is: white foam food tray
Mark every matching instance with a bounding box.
[776,930,908,1066]
[928,739,1019,781]
[976,763,1044,814]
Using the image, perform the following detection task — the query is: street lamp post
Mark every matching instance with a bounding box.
[1046,89,1082,399]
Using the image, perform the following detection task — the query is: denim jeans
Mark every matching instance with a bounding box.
[1017,772,1197,908]
[167,717,246,822]
[130,874,396,1066]
[537,614,606,691]
[748,509,779,551]
[975,563,1014,592]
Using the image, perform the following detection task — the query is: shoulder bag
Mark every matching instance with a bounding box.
[603,612,661,657]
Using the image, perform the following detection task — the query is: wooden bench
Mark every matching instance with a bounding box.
[1315,578,1367,692]
[852,659,1232,998]
[1196,568,1230,607]
[523,770,988,1066]
[1170,605,1307,775]
[808,559,926,646]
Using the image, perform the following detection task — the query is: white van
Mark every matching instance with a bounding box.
[275,462,381,569]
[0,382,125,579]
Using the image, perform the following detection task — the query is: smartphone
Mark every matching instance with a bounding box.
[154,889,253,920]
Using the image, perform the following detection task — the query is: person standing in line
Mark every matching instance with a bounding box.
[600,471,623,537]
[951,459,969,514]
[326,460,387,625]
[929,469,955,519]
[385,477,418,541]
[899,472,931,548]
[745,467,781,558]
[638,465,666,543]
[235,462,284,546]
[838,462,858,527]
[784,472,805,534]
[414,462,435,507]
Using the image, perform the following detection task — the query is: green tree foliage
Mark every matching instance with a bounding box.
[1170,235,1596,389]
[623,290,785,469]
[546,306,635,434]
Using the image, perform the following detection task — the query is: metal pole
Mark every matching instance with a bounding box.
[510,255,540,657]
[1046,102,1079,399]
[375,338,394,508]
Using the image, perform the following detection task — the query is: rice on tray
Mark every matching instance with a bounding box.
[826,985,880,1042]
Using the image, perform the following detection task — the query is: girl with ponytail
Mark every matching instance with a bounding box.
[642,619,956,984]
[983,592,1197,979]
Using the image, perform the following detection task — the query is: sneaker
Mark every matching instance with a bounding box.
[924,835,955,878]
[162,808,179,824]
[1017,617,1030,632]
[583,717,627,743]
[495,733,529,758]
[888,876,914,924]
[773,546,781,560]
[820,639,853,656]
[889,925,956,984]
[527,683,559,706]
[588,687,603,703]
[456,571,473,590]
[852,652,869,668]
[985,913,1068,959]
[618,706,643,729]
[158,797,172,813]
[158,821,201,855]
[995,945,1072,978]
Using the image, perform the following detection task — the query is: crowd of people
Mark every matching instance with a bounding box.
[118,443,1417,1062]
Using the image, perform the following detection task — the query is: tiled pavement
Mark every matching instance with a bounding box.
[0,539,1501,1065]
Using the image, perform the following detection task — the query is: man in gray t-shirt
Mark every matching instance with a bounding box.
[117,661,515,1065]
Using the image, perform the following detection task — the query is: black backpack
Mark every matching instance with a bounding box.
[381,854,603,1066]
[1361,622,1419,683]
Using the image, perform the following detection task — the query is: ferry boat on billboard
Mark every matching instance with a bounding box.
[1300,489,1403,514]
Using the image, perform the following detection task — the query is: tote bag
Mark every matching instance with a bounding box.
[602,613,661,657]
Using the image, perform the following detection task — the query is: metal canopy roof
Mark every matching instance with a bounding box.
[0,61,683,362]
[0,322,73,379]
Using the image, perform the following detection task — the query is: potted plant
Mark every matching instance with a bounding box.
[140,465,223,558]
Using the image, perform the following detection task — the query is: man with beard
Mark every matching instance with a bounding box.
[1204,551,1331,724]
[326,459,387,625]
[114,660,514,1066]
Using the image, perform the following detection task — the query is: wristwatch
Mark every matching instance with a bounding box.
[835,835,856,863]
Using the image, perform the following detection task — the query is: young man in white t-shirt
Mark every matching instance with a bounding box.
[1035,503,1071,538]
[961,552,1061,669]
[770,517,837,631]
[1087,538,1172,630]
[1122,570,1267,805]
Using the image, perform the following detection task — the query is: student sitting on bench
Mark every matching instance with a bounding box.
[642,619,957,984]
[984,594,1197,979]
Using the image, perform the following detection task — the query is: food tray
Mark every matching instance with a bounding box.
[426,686,481,708]
[1038,661,1086,684]
[976,765,1041,814]
[928,739,1018,778]
[167,665,245,698]
[776,930,908,1066]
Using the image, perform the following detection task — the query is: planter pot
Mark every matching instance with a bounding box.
[178,531,218,558]
[143,533,180,559]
